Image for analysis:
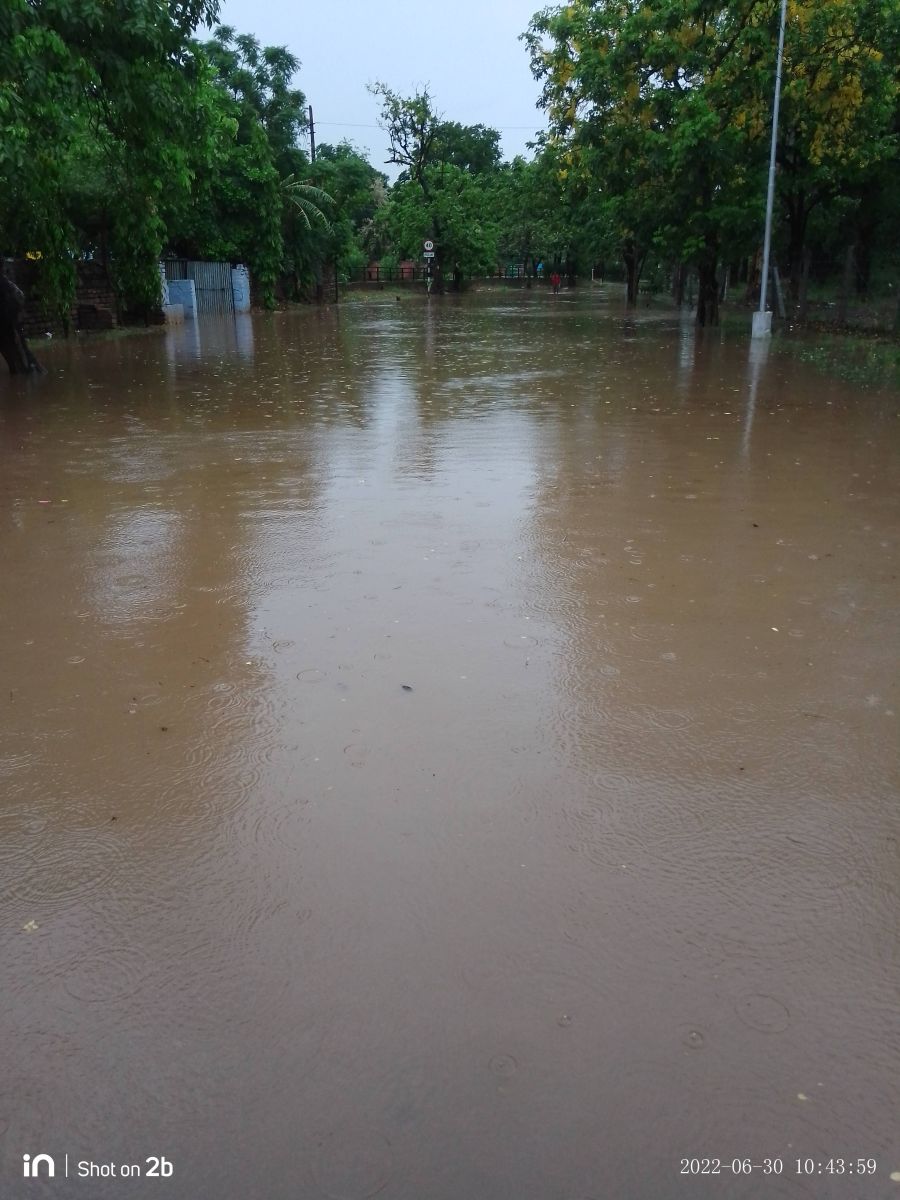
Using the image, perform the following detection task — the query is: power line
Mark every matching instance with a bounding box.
[313,121,542,131]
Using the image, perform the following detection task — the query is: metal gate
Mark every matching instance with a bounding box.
[163,259,234,314]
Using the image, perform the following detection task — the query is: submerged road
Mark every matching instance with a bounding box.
[1,293,898,1198]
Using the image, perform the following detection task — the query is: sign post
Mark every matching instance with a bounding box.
[423,240,435,293]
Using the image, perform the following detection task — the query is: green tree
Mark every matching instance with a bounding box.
[525,0,899,324]
[1,4,391,333]
[432,121,503,175]
[769,0,900,302]
[370,82,441,187]
[170,26,314,305]
[493,157,546,276]
[371,83,506,282]
[202,27,309,177]
[379,164,500,276]
[1,0,219,320]
[309,143,388,283]
[526,0,770,323]
[493,146,614,282]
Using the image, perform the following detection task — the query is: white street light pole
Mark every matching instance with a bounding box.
[752,0,789,339]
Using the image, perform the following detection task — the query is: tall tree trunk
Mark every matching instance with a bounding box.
[836,242,856,326]
[797,247,812,323]
[0,329,31,374]
[745,249,762,305]
[786,191,809,308]
[0,276,42,374]
[855,240,871,298]
[695,237,720,327]
[623,238,639,306]
[855,203,878,298]
[672,262,686,307]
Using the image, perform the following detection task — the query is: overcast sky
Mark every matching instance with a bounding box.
[213,0,550,174]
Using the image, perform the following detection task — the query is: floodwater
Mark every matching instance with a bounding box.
[1,293,898,1200]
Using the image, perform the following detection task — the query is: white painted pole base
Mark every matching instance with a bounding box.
[752,310,772,339]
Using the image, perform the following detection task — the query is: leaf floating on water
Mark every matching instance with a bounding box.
[401,684,413,692]
[797,1093,808,1101]
[22,920,39,933]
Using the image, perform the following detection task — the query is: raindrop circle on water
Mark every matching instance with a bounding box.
[343,744,368,768]
[734,993,790,1033]
[679,1026,705,1050]
[61,946,151,1004]
[489,1053,518,1078]
[3,830,122,910]
[297,668,326,683]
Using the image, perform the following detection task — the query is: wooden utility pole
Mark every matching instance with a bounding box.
[309,105,316,165]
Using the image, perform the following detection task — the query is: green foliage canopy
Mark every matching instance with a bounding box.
[525,0,900,322]
[1,0,219,316]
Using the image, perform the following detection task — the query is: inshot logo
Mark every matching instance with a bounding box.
[23,1153,55,1178]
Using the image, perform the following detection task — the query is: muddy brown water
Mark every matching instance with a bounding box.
[1,293,898,1199]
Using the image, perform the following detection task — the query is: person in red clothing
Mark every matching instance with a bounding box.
[550,270,561,295]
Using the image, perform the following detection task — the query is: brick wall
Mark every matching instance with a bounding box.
[2,259,119,336]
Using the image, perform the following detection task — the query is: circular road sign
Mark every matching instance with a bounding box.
[423,239,434,252]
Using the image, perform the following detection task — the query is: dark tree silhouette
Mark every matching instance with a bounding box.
[0,277,42,374]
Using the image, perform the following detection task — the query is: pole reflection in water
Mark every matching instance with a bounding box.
[165,315,203,365]
[742,334,770,458]
[234,313,255,361]
[676,315,696,395]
